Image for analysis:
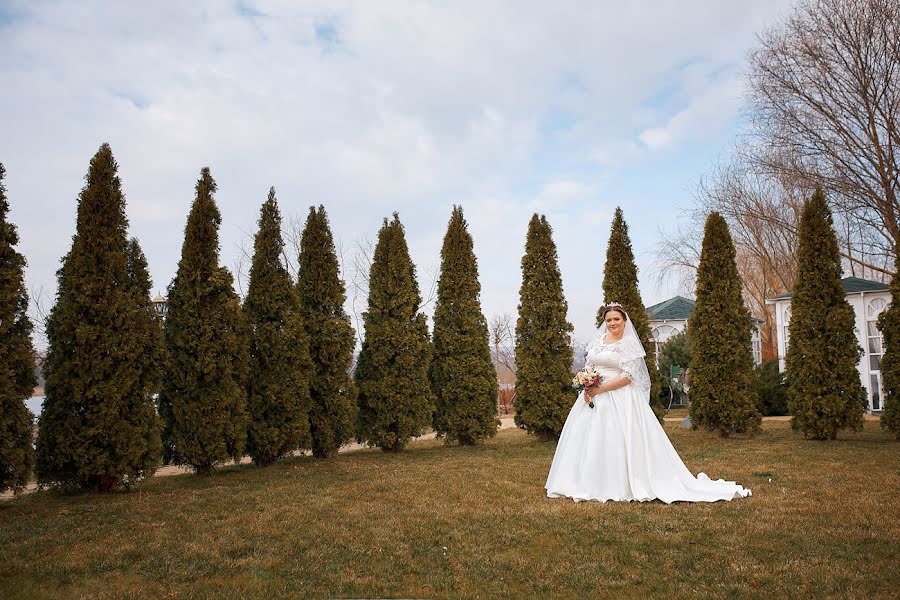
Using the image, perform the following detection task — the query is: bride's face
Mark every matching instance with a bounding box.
[605,310,626,336]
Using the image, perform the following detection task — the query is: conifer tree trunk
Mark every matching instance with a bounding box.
[158,168,249,474]
[688,212,762,436]
[514,214,575,440]
[0,163,36,493]
[598,207,665,422]
[430,206,499,445]
[297,206,357,458]
[786,189,866,439]
[355,214,434,452]
[879,244,900,438]
[35,145,162,491]
[245,188,313,465]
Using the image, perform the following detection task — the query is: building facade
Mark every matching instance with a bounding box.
[646,295,764,366]
[766,276,890,413]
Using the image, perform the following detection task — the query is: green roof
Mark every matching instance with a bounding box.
[768,276,889,301]
[647,295,765,324]
[646,296,695,321]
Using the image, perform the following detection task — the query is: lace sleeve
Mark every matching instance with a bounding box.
[618,336,651,396]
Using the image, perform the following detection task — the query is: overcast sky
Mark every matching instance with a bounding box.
[1,1,794,350]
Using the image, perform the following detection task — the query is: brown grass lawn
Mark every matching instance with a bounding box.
[1,420,897,599]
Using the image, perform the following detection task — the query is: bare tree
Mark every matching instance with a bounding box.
[655,158,805,358]
[490,312,516,374]
[347,236,375,344]
[232,225,255,302]
[747,0,899,271]
[29,284,51,352]
[489,312,516,414]
[282,212,307,283]
[657,0,898,358]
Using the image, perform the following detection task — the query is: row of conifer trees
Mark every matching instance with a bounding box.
[1,144,898,493]
[685,191,900,440]
[1,146,496,491]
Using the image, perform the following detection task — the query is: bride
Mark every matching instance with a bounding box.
[545,304,751,503]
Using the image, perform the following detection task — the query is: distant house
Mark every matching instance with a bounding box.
[646,296,764,366]
[151,292,168,320]
[766,276,890,413]
[33,352,46,397]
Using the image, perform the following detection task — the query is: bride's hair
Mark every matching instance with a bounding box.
[602,305,628,321]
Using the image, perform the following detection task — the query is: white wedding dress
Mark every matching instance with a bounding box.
[545,332,751,504]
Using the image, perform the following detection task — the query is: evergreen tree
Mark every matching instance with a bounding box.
[430,206,498,445]
[35,145,162,491]
[598,207,665,421]
[355,214,434,452]
[688,212,761,436]
[245,189,313,465]
[514,214,575,439]
[123,236,166,465]
[879,244,900,438]
[128,239,169,460]
[753,359,788,417]
[0,163,35,492]
[158,168,249,473]
[785,189,866,439]
[297,206,357,458]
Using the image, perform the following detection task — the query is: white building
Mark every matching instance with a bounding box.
[646,296,764,366]
[766,276,890,413]
[151,292,168,320]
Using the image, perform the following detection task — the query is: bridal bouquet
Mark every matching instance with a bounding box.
[572,367,604,408]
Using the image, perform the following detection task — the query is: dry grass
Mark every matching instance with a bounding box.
[0,420,897,599]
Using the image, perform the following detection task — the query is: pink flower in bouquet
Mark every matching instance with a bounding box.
[572,367,604,408]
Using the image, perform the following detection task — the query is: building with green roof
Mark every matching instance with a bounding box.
[766,276,890,413]
[646,295,764,366]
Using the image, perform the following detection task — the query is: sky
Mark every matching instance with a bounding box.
[0,0,795,352]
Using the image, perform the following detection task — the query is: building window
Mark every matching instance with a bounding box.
[651,324,679,366]
[867,298,887,411]
[751,328,762,365]
[782,306,791,354]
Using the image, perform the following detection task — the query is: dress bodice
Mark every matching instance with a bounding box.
[585,334,647,386]
[586,342,626,376]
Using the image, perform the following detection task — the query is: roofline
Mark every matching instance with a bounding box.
[766,287,890,304]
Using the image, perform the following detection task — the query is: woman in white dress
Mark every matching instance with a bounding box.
[545,305,751,503]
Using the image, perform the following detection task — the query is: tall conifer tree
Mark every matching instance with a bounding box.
[244,189,312,465]
[0,163,35,492]
[124,235,166,459]
[35,145,162,490]
[297,206,357,458]
[598,207,665,421]
[879,244,900,438]
[688,212,761,436]
[786,189,866,439]
[158,168,249,473]
[514,214,575,439]
[430,206,498,445]
[355,214,434,452]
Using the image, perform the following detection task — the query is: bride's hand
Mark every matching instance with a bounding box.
[584,387,596,403]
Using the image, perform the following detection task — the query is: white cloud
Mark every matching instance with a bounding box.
[0,0,794,347]
[638,73,746,152]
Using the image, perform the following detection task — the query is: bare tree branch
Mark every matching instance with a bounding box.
[747,0,900,264]
[28,284,51,352]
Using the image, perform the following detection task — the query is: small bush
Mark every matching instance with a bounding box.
[753,359,788,416]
